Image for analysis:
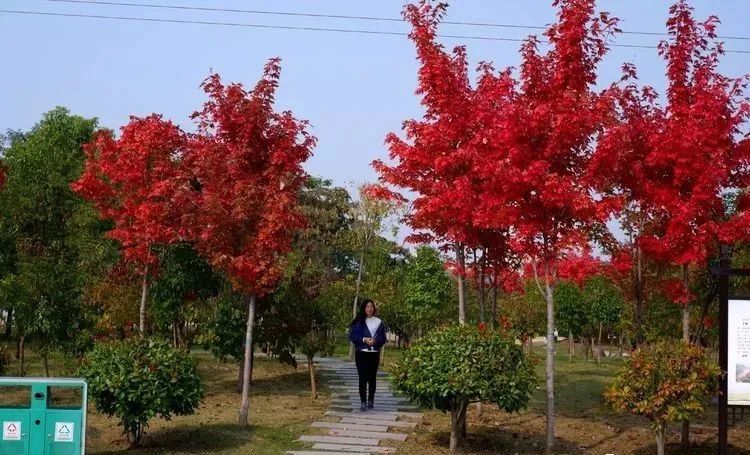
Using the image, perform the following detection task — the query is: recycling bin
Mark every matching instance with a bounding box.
[0,378,87,455]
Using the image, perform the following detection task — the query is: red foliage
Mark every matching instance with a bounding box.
[593,0,750,269]
[661,278,694,306]
[372,1,497,250]
[557,253,604,287]
[182,60,315,296]
[73,115,187,270]
[476,0,619,268]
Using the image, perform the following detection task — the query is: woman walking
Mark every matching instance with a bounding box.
[349,299,387,411]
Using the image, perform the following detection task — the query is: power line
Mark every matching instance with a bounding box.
[40,0,750,42]
[3,8,750,54]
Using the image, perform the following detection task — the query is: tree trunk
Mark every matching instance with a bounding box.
[656,423,666,455]
[350,248,366,360]
[307,356,317,399]
[455,243,466,325]
[3,308,12,338]
[139,262,149,334]
[236,358,243,394]
[477,401,483,417]
[634,243,645,346]
[19,335,25,376]
[478,250,486,324]
[42,353,49,377]
[681,265,690,450]
[596,322,603,365]
[380,344,385,366]
[491,277,498,327]
[528,336,534,358]
[238,293,256,427]
[449,398,469,453]
[544,277,556,454]
[569,329,574,361]
[618,332,624,357]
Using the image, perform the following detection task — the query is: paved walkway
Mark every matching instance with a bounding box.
[289,357,422,455]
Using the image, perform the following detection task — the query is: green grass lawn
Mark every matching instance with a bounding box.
[0,340,330,454]
[3,338,749,454]
[389,341,750,454]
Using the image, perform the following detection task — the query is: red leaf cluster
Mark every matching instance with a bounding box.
[183,61,315,295]
[73,115,186,269]
[74,60,314,295]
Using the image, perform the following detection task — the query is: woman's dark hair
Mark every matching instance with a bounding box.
[350,299,376,326]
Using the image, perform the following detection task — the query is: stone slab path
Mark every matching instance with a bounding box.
[289,357,421,455]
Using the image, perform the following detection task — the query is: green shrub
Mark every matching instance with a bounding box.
[605,341,721,455]
[79,337,203,447]
[392,325,537,453]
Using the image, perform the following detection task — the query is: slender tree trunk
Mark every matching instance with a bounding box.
[596,322,603,365]
[19,335,25,376]
[544,274,556,454]
[478,250,486,324]
[569,329,574,361]
[455,243,466,325]
[491,276,498,327]
[350,248,366,360]
[656,423,666,455]
[4,308,12,338]
[380,344,385,366]
[238,293,256,427]
[139,262,149,334]
[634,243,645,346]
[528,336,534,358]
[618,332,624,357]
[236,358,243,394]
[681,265,690,450]
[42,353,49,377]
[307,356,317,399]
[449,398,469,453]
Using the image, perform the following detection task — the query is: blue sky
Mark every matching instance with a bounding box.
[2,0,750,197]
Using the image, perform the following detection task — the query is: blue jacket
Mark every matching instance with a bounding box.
[349,318,387,352]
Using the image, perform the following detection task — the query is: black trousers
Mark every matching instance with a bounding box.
[355,350,380,403]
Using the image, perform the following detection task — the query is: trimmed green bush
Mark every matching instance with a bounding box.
[79,337,203,447]
[392,325,537,452]
[606,341,721,455]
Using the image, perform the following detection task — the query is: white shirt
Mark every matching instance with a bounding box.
[361,316,382,352]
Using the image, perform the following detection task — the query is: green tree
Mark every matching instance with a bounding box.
[501,282,546,357]
[347,185,401,359]
[150,242,222,347]
[554,280,587,359]
[584,274,625,363]
[0,108,112,374]
[402,246,453,340]
[393,325,537,453]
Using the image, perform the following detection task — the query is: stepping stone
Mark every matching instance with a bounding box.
[312,421,389,432]
[312,443,396,453]
[288,452,369,455]
[326,411,421,421]
[330,401,418,410]
[340,417,417,429]
[328,429,408,442]
[298,435,379,446]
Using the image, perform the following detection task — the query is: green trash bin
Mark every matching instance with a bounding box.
[0,378,87,455]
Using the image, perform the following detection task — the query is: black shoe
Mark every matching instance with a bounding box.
[360,402,367,412]
[367,400,374,409]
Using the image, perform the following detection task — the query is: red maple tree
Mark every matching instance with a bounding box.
[373,1,517,326]
[476,1,619,450]
[73,114,186,333]
[591,2,749,446]
[182,60,315,427]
